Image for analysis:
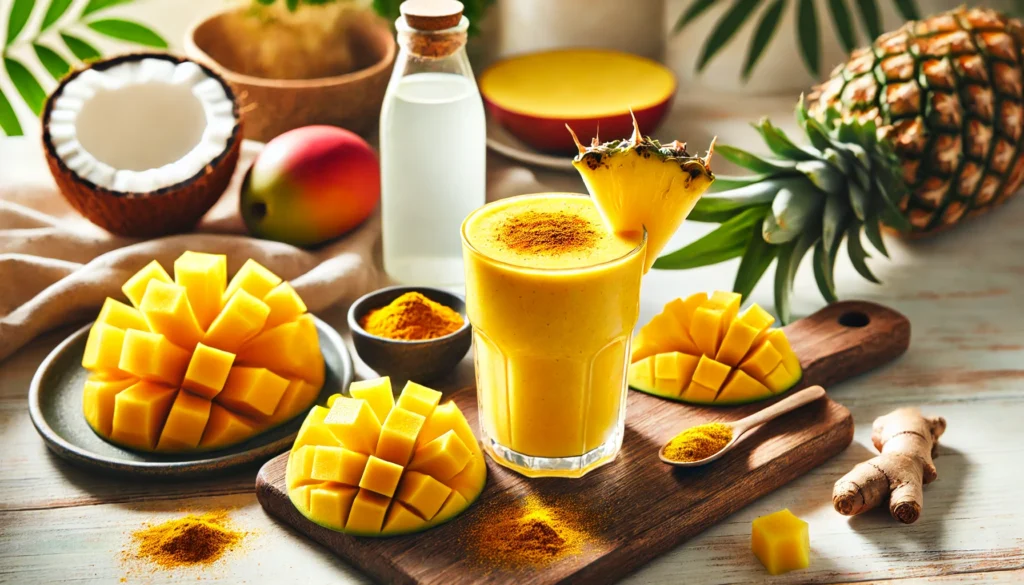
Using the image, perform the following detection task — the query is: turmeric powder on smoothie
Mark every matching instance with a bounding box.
[360,292,463,341]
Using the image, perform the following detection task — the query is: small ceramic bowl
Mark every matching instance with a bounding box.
[348,286,472,382]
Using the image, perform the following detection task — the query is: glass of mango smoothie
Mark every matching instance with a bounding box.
[461,193,646,477]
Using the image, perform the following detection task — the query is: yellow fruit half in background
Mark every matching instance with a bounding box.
[80,252,324,453]
[286,377,487,536]
[628,292,802,405]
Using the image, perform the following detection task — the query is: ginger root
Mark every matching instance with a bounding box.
[833,408,946,524]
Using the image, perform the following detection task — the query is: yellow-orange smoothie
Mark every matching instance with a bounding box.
[462,193,645,477]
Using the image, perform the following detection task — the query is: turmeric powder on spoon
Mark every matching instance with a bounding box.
[662,422,733,463]
[360,292,463,340]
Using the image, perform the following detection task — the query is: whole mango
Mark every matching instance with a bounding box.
[241,126,380,247]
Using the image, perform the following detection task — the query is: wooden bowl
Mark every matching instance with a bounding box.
[348,286,472,382]
[185,7,396,142]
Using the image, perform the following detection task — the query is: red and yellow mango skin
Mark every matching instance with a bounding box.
[241,125,380,247]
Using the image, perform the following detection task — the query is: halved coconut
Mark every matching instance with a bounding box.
[42,53,242,237]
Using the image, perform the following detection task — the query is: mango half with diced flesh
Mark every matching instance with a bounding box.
[81,253,325,452]
[628,291,802,405]
[286,377,487,536]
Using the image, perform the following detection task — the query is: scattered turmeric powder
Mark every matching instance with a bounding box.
[127,511,245,569]
[662,422,733,463]
[464,495,601,567]
[496,210,598,255]
[360,291,464,340]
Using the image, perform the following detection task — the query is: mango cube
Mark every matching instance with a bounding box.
[263,281,307,330]
[82,376,136,436]
[216,366,290,419]
[376,407,425,466]
[324,397,381,454]
[383,502,424,533]
[295,405,341,449]
[311,445,369,486]
[203,289,270,353]
[199,404,257,449]
[287,445,316,489]
[291,485,315,513]
[764,363,801,394]
[109,381,178,450]
[346,489,390,533]
[681,380,718,403]
[716,304,775,366]
[717,370,772,404]
[445,457,487,500]
[182,343,235,399]
[310,485,358,530]
[96,298,148,331]
[409,430,472,482]
[692,355,731,390]
[766,329,802,379]
[396,381,442,418]
[224,259,282,302]
[82,323,127,373]
[348,377,394,423]
[434,490,469,523]
[266,379,320,425]
[173,251,227,329]
[237,314,324,387]
[118,330,190,386]
[139,280,205,349]
[156,390,212,451]
[359,455,403,497]
[751,508,809,575]
[122,260,172,308]
[395,471,451,520]
[739,340,783,380]
[417,401,478,452]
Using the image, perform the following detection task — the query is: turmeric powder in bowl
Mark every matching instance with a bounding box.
[360,291,464,341]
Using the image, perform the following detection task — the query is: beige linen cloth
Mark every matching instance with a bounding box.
[0,137,552,362]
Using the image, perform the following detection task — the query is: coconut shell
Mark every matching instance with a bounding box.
[184,8,395,142]
[41,53,243,238]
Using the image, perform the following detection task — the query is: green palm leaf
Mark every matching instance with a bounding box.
[742,0,786,79]
[0,87,22,135]
[40,0,73,31]
[892,0,920,21]
[87,19,167,48]
[5,57,46,115]
[826,0,857,52]
[855,0,883,39]
[5,0,35,46]
[796,0,819,76]
[33,42,70,78]
[697,0,762,72]
[61,32,101,61]
[82,0,136,17]
[674,0,717,33]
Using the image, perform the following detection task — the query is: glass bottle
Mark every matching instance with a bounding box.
[379,0,486,285]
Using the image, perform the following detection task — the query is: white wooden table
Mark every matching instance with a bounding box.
[1,97,1023,584]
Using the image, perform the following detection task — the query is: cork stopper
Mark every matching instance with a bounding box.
[400,0,464,31]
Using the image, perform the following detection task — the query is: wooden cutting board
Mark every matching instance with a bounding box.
[256,300,910,584]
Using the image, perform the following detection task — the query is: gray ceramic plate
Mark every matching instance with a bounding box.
[28,316,352,479]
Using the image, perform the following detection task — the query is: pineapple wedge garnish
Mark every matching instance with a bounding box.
[568,115,715,272]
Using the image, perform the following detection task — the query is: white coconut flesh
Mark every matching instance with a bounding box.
[47,58,237,194]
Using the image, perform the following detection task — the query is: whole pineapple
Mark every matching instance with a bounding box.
[658,6,1024,322]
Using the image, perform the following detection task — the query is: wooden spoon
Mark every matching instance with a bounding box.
[659,385,828,467]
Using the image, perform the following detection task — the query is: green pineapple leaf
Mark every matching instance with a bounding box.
[696,0,762,73]
[733,219,776,300]
[752,117,816,161]
[653,206,765,270]
[0,87,23,135]
[40,0,74,32]
[61,33,101,62]
[5,57,46,115]
[845,222,881,283]
[863,207,889,258]
[82,0,137,18]
[86,19,167,48]
[796,0,819,76]
[826,0,857,52]
[742,0,786,80]
[33,43,71,79]
[708,173,772,192]
[774,230,818,324]
[716,144,795,173]
[5,0,35,46]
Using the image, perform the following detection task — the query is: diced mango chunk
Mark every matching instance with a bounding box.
[445,457,487,500]
[751,508,809,575]
[396,381,442,418]
[310,485,358,531]
[224,259,282,302]
[118,330,190,386]
[766,329,802,380]
[82,323,127,373]
[82,376,136,436]
[739,340,783,380]
[433,490,469,523]
[311,445,369,486]
[395,471,451,520]
[199,404,257,449]
[287,445,317,489]
[122,260,172,308]
[692,355,731,390]
[383,502,424,533]
[139,280,204,349]
[203,289,270,353]
[408,430,472,482]
[182,343,235,399]
[359,455,403,497]
[681,380,718,404]
[96,298,148,332]
[263,282,307,330]
[348,377,394,423]
[174,251,227,330]
[376,407,425,466]
[290,484,315,514]
[295,405,340,449]
[156,390,212,451]
[653,351,699,397]
[216,366,290,419]
[417,401,478,453]
[764,362,801,394]
[236,314,323,386]
[109,381,178,450]
[346,489,390,533]
[266,379,320,426]
[717,370,772,404]
[323,397,382,454]
[717,304,775,366]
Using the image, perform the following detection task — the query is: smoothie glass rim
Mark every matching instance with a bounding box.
[460,192,647,274]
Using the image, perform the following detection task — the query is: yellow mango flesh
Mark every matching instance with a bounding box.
[81,253,323,453]
[751,508,810,575]
[626,291,802,405]
[286,379,486,536]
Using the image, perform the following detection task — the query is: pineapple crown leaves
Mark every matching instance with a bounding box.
[566,112,716,174]
[654,96,911,323]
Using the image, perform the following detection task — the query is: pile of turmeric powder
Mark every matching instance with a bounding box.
[496,210,597,255]
[464,495,601,567]
[360,292,464,341]
[662,422,733,463]
[126,511,245,570]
